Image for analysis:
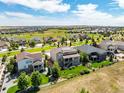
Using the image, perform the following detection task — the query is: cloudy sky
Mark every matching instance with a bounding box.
[0,0,124,26]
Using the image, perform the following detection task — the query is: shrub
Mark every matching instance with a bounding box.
[80,69,90,75]
[80,88,89,93]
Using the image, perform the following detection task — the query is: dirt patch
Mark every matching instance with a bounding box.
[38,62,124,93]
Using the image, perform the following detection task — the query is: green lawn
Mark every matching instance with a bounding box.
[0,45,56,58]
[26,45,56,53]
[91,61,112,68]
[72,41,86,46]
[7,74,49,93]
[0,29,67,40]
[7,85,19,93]
[60,65,90,79]
[41,74,49,84]
[0,51,20,58]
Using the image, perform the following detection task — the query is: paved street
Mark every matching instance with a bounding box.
[1,72,17,93]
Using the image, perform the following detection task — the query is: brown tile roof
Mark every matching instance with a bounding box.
[27,53,41,61]
[16,52,41,62]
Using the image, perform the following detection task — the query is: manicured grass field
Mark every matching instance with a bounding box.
[26,45,56,53]
[60,65,90,79]
[41,74,49,84]
[0,50,20,58]
[7,85,18,93]
[72,41,86,46]
[0,29,67,40]
[7,74,49,93]
[91,61,112,68]
[0,45,56,58]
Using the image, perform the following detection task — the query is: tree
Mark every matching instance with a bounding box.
[29,40,36,47]
[41,49,45,55]
[51,67,59,79]
[109,55,113,62]
[17,72,30,91]
[20,48,25,52]
[45,54,48,60]
[10,57,16,64]
[10,42,19,50]
[31,71,42,87]
[80,52,89,65]
[6,63,14,74]
[9,57,17,74]
[2,55,7,63]
[47,67,52,76]
[69,42,72,46]
[57,42,60,47]
[49,67,59,83]
[8,47,12,51]
[10,57,17,74]
[61,37,66,46]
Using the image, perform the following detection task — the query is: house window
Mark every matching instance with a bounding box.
[34,66,38,68]
[65,58,68,62]
[69,58,72,61]
[39,65,42,67]
[74,57,78,61]
[26,61,32,64]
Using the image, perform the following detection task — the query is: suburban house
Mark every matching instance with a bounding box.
[78,34,91,40]
[44,37,57,43]
[0,41,9,51]
[19,38,27,46]
[75,45,108,62]
[99,40,124,53]
[50,47,80,69]
[30,37,41,44]
[114,53,124,62]
[16,52,44,72]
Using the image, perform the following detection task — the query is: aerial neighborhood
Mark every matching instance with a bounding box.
[1,0,124,92]
[0,26,124,93]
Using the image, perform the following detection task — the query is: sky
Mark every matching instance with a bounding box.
[0,0,124,26]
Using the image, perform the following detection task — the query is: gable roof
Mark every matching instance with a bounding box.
[99,40,124,50]
[16,52,41,62]
[51,47,78,56]
[0,41,9,47]
[76,45,107,54]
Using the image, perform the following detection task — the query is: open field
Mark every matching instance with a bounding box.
[0,29,67,40]
[0,45,56,57]
[38,62,124,93]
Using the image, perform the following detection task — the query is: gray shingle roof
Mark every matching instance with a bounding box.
[76,45,107,54]
[63,54,80,59]
[99,40,124,50]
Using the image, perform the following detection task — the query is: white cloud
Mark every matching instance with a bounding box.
[1,3,124,26]
[112,0,124,8]
[0,12,77,26]
[73,4,112,20]
[0,0,70,13]
[5,12,33,18]
[72,3,124,26]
